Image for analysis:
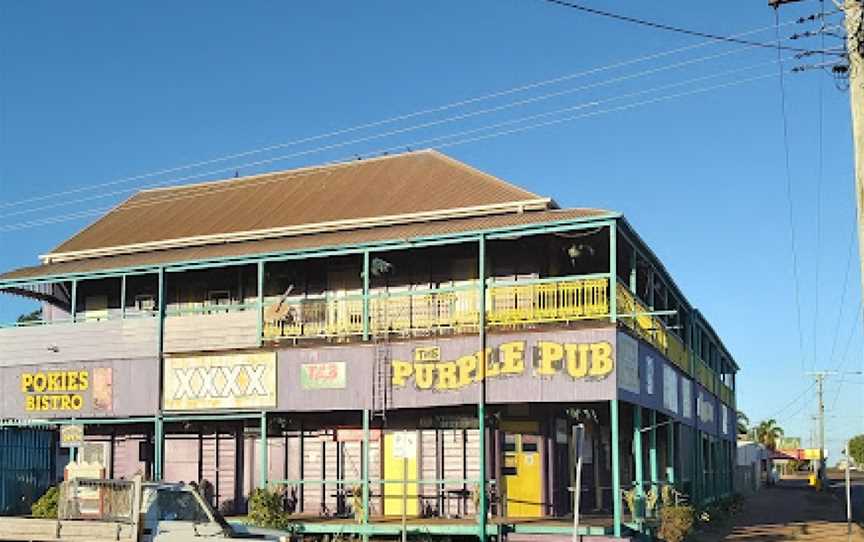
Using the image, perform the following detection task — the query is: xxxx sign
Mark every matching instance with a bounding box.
[163,352,277,411]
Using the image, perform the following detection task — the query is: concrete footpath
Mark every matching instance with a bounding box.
[696,477,864,541]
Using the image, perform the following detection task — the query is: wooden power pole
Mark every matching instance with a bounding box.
[844,0,864,310]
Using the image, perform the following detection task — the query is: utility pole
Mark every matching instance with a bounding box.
[844,0,864,311]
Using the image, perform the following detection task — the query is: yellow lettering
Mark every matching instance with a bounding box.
[537,341,564,375]
[60,395,72,410]
[565,344,589,378]
[67,372,78,391]
[25,396,34,411]
[414,363,435,390]
[392,361,413,387]
[20,374,33,393]
[455,355,477,387]
[46,373,60,392]
[499,342,525,375]
[70,395,83,410]
[78,371,89,391]
[589,342,614,377]
[436,362,458,390]
[33,374,47,393]
[481,348,499,381]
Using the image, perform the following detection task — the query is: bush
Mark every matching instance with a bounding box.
[658,505,694,542]
[31,486,59,519]
[247,487,290,530]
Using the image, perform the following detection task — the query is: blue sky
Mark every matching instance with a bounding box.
[0,1,860,458]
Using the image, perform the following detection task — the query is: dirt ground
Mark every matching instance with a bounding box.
[694,477,864,541]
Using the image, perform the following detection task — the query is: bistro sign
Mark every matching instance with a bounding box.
[392,340,614,391]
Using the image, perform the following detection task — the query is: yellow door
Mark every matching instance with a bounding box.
[383,432,419,516]
[504,434,543,518]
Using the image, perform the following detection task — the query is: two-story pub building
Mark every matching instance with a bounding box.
[0,150,738,540]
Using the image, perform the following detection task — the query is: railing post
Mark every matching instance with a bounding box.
[362,251,370,341]
[649,409,658,515]
[610,400,622,537]
[609,220,617,323]
[154,415,163,481]
[667,421,676,486]
[477,234,488,542]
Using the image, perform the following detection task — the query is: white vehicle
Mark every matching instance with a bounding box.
[0,478,286,542]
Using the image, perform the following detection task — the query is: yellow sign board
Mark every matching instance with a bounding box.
[60,425,84,448]
[163,352,277,411]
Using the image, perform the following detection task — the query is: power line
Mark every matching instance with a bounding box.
[0,44,774,219]
[827,220,856,366]
[0,69,782,234]
[768,381,816,421]
[0,18,806,210]
[813,0,827,374]
[775,11,807,374]
[538,0,842,55]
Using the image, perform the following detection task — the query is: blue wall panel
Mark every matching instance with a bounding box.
[0,428,55,515]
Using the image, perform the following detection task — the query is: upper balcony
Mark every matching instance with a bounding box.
[0,219,735,404]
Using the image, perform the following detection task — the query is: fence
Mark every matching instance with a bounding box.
[0,427,55,515]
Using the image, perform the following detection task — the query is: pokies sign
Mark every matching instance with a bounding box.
[19,368,113,413]
[391,339,614,391]
[163,352,277,411]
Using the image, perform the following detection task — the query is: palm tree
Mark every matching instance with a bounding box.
[736,411,750,436]
[753,419,784,450]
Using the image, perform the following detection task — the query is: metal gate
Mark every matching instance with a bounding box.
[0,427,56,515]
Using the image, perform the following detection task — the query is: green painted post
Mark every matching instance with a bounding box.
[154,416,163,481]
[629,240,637,293]
[649,409,658,513]
[260,412,268,488]
[362,251,370,341]
[477,234,488,542]
[257,261,264,347]
[609,220,617,322]
[633,405,644,523]
[667,421,676,485]
[610,400,622,537]
[70,279,78,322]
[362,409,370,539]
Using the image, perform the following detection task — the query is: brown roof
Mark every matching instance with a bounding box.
[2,208,613,282]
[49,150,547,258]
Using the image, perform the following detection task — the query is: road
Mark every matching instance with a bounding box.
[697,475,864,541]
[828,469,864,525]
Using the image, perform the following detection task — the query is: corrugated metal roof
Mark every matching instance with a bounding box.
[48,150,546,258]
[2,208,612,282]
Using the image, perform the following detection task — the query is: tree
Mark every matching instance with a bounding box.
[753,419,784,450]
[737,411,750,436]
[848,434,864,466]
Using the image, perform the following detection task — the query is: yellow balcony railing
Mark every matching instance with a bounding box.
[263,276,609,341]
[615,282,694,373]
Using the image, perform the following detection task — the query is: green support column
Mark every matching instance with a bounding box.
[609,220,618,322]
[629,241,637,292]
[362,251,370,341]
[257,261,264,347]
[477,234,488,542]
[259,412,268,488]
[633,405,644,524]
[70,279,78,322]
[667,421,676,485]
[649,410,658,509]
[362,409,370,540]
[611,400,622,538]
[154,416,164,481]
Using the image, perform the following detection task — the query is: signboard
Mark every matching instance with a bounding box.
[300,362,346,390]
[778,437,801,450]
[663,365,679,414]
[60,425,84,448]
[19,367,113,414]
[682,379,693,419]
[617,333,639,393]
[391,339,614,391]
[163,352,277,411]
[392,431,417,459]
